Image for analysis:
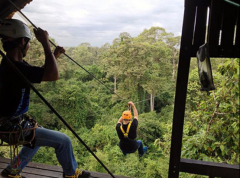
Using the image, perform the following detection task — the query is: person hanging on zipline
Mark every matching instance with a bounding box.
[0,19,90,178]
[116,101,147,157]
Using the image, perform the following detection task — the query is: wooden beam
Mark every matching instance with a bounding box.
[0,157,131,178]
[235,5,240,47]
[168,0,196,177]
[193,0,209,47]
[0,0,33,20]
[191,45,240,58]
[221,0,238,46]
[180,158,240,178]
[208,0,224,46]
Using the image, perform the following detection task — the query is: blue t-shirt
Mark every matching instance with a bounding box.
[0,58,44,118]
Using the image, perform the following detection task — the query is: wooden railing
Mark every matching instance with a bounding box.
[180,158,239,178]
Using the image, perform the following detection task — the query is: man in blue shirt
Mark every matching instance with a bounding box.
[0,19,90,178]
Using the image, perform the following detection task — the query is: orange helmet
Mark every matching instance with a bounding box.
[122,110,132,120]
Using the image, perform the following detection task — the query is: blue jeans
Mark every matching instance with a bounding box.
[5,127,77,175]
[121,140,144,156]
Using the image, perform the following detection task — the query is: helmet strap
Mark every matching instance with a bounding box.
[20,38,29,57]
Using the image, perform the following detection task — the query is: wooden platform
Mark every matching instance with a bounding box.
[0,157,130,178]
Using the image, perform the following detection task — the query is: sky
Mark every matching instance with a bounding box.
[14,0,184,47]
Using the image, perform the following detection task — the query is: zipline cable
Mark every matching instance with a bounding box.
[0,50,115,178]
[7,0,165,110]
[134,94,162,104]
[8,0,162,107]
[7,0,126,102]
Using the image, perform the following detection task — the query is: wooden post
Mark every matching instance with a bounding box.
[168,0,197,177]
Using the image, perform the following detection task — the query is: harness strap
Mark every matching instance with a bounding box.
[120,121,132,138]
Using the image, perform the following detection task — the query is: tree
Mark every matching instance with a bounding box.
[183,58,239,164]
[73,44,93,66]
[165,34,180,80]
[135,27,167,44]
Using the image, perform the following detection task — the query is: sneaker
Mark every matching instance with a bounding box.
[139,146,148,157]
[1,168,25,178]
[63,168,90,178]
[143,146,148,154]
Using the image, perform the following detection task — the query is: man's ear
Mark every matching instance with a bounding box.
[20,38,26,47]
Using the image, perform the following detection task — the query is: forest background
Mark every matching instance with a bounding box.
[0,26,239,178]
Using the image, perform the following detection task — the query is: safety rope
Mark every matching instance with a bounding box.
[0,123,37,146]
[0,50,115,178]
[9,133,21,173]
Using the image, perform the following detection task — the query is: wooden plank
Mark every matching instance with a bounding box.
[191,0,209,57]
[221,0,238,46]
[168,0,196,177]
[192,45,240,58]
[0,162,8,169]
[193,0,209,47]
[235,7,239,54]
[208,0,224,46]
[0,157,62,172]
[180,158,240,178]
[0,157,131,178]
[0,162,62,177]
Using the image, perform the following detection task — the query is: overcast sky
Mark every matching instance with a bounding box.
[14,0,184,47]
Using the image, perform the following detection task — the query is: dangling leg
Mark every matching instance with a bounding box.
[137,140,147,157]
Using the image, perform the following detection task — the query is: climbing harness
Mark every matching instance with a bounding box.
[120,121,132,138]
[0,114,37,174]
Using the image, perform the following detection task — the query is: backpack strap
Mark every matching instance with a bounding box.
[120,121,132,138]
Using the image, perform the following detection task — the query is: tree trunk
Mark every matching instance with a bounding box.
[172,58,176,80]
[150,94,153,111]
[114,75,117,93]
[150,94,155,111]
[172,51,177,80]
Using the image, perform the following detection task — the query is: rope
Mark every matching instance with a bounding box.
[0,50,115,178]
[7,0,126,103]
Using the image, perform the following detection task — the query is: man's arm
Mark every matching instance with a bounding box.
[53,46,65,59]
[117,117,123,124]
[34,28,59,81]
[128,101,138,120]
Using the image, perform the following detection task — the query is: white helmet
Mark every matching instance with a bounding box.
[0,19,32,39]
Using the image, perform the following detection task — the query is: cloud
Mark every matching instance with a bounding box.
[14,0,184,47]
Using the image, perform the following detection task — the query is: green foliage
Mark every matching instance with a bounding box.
[183,58,239,164]
[138,112,164,144]
[1,25,239,178]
